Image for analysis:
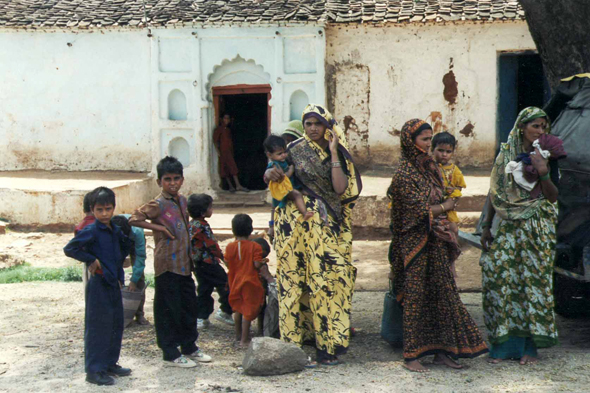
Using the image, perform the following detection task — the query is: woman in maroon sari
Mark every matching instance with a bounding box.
[387,119,488,372]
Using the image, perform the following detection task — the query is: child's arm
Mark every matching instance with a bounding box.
[129,201,175,239]
[128,227,147,291]
[285,165,295,178]
[258,263,275,283]
[63,227,101,276]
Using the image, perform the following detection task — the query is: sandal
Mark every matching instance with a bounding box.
[320,359,339,366]
[304,361,318,369]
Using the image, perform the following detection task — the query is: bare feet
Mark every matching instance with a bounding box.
[303,211,314,220]
[520,355,538,365]
[433,354,464,369]
[487,357,503,364]
[236,186,250,192]
[403,360,429,373]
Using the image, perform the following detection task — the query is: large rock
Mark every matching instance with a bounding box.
[242,337,307,376]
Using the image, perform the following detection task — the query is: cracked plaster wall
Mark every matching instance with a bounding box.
[326,21,536,168]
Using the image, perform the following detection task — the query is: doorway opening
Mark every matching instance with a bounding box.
[497,52,551,147]
[213,84,271,191]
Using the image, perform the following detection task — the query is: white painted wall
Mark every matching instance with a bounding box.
[0,30,152,171]
[151,26,325,194]
[326,21,536,168]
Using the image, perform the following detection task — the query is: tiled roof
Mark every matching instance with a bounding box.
[0,0,524,29]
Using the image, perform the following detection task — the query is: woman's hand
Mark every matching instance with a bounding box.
[531,147,549,176]
[480,227,494,251]
[444,198,458,211]
[264,166,285,183]
[328,129,339,154]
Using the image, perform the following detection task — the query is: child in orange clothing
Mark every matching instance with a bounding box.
[225,214,268,347]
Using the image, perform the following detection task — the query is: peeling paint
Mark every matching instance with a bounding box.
[460,122,475,138]
[429,111,444,133]
[443,58,458,105]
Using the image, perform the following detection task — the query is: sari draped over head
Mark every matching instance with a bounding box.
[481,106,559,356]
[490,107,551,220]
[274,104,361,360]
[387,119,487,361]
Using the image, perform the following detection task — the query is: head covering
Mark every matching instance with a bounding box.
[287,104,360,220]
[400,119,442,189]
[282,120,304,140]
[490,106,551,220]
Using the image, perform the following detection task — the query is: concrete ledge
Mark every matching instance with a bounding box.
[0,171,159,228]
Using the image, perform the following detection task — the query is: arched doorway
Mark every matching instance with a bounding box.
[208,56,272,191]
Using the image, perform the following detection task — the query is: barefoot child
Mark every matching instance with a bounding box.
[264,135,313,240]
[432,132,466,278]
[187,193,234,329]
[64,187,132,386]
[225,214,268,347]
[130,156,212,368]
[431,131,466,236]
[213,113,249,192]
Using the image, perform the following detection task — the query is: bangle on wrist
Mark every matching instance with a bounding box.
[331,161,342,168]
[269,220,274,226]
[440,204,445,213]
[539,172,550,181]
[481,221,491,229]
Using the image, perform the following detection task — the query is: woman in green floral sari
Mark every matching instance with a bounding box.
[480,107,560,365]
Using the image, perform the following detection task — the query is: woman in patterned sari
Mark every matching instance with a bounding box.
[480,107,559,365]
[388,119,488,372]
[264,104,361,366]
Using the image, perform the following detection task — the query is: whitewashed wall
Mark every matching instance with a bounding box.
[326,21,536,168]
[151,26,325,193]
[0,30,152,172]
[0,26,325,194]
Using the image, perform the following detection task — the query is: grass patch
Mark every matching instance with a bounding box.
[0,263,83,284]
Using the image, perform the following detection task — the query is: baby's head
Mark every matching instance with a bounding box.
[252,237,271,258]
[232,214,253,238]
[263,135,288,163]
[187,193,213,220]
[431,132,456,166]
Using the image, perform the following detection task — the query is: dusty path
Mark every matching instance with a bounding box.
[2,231,589,392]
[1,283,590,393]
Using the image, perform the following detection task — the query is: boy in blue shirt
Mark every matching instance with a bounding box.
[64,187,131,386]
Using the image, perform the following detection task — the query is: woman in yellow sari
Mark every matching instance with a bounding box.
[264,104,361,366]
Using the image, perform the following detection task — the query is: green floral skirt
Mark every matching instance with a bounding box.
[480,200,558,350]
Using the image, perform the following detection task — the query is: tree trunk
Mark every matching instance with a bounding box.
[519,0,590,89]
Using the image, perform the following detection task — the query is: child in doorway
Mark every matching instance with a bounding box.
[264,135,313,240]
[225,214,269,348]
[213,113,249,192]
[64,187,132,386]
[130,156,212,368]
[187,193,234,329]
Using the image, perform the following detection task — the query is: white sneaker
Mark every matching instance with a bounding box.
[164,355,197,368]
[187,349,213,363]
[215,309,234,326]
[197,318,210,329]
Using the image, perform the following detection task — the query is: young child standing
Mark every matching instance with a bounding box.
[75,191,97,289]
[225,214,268,348]
[130,156,212,368]
[213,113,249,192]
[264,135,313,240]
[64,187,131,386]
[111,214,149,325]
[187,193,234,329]
[431,131,466,236]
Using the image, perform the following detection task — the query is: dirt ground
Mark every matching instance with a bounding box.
[1,231,590,392]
